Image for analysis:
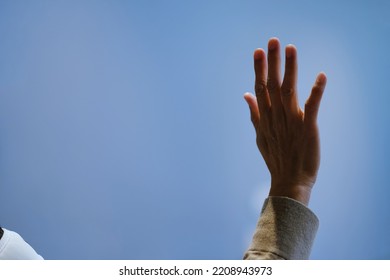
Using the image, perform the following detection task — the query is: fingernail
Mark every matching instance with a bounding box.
[286,45,294,58]
[254,48,264,60]
[317,72,327,84]
[243,92,252,99]
[268,38,279,51]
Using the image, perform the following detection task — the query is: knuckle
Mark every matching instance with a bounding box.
[255,81,267,95]
[304,101,317,113]
[311,84,322,94]
[266,78,279,93]
[281,85,294,96]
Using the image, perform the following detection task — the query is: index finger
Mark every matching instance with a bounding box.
[254,48,271,114]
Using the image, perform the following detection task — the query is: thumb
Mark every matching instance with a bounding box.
[244,92,260,127]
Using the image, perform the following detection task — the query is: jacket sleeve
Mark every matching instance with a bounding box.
[0,228,43,260]
[243,196,319,260]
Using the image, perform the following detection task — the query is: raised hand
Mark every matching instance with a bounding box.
[244,38,327,206]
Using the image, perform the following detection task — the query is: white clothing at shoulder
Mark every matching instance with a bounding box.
[0,228,43,260]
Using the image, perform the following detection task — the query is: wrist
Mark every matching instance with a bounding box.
[269,182,312,206]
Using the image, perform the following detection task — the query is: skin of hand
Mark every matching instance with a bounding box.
[244,37,327,206]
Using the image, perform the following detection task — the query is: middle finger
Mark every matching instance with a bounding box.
[267,38,283,114]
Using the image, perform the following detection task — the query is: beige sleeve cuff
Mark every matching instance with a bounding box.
[244,196,319,260]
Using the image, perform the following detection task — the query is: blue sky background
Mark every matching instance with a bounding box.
[0,0,388,259]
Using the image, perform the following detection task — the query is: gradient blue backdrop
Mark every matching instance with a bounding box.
[0,0,389,259]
